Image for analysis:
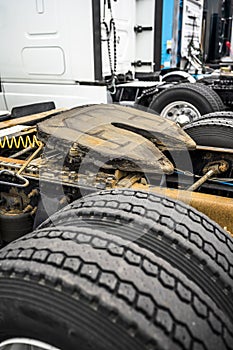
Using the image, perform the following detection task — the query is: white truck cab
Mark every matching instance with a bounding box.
[0,0,157,112]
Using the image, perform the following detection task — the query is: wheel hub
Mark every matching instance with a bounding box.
[160,101,201,125]
[0,338,60,350]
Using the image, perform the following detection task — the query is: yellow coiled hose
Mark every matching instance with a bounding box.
[0,134,41,149]
[0,133,43,187]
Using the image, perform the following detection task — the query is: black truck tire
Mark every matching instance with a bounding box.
[149,83,225,124]
[0,212,34,243]
[39,189,233,325]
[0,222,233,349]
[195,111,233,121]
[184,117,233,148]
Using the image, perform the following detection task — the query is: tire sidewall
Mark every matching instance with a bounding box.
[0,278,139,350]
[149,87,219,116]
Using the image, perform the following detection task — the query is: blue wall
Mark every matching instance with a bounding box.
[161,0,175,68]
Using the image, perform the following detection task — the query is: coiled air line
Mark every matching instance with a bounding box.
[0,132,43,187]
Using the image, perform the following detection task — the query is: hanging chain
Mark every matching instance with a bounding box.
[102,0,117,93]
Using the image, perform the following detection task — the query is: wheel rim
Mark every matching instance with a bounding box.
[0,338,60,350]
[160,101,201,125]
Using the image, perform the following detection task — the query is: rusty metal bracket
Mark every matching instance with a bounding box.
[187,160,229,192]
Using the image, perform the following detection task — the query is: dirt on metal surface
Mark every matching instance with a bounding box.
[38,104,196,149]
[37,104,196,173]
[0,156,26,165]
